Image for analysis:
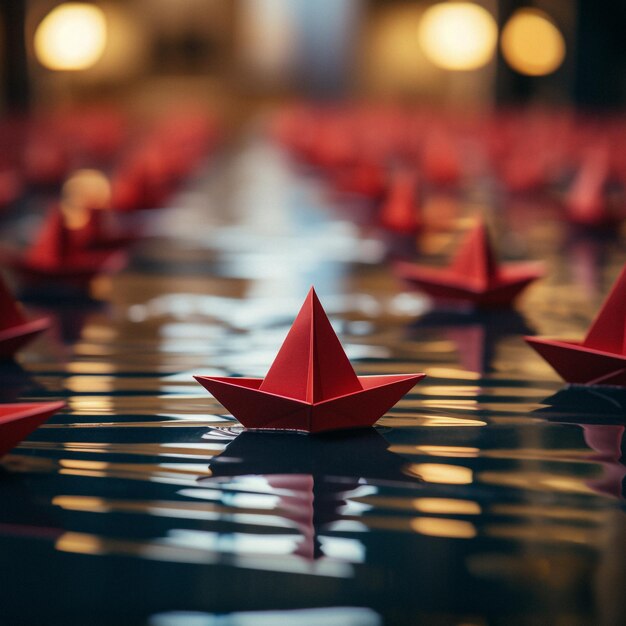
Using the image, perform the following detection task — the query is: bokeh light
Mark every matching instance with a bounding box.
[501,9,566,76]
[417,2,498,71]
[63,169,111,211]
[34,3,107,71]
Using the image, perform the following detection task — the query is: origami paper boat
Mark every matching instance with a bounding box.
[9,250,126,287]
[4,206,126,289]
[0,275,49,359]
[526,263,626,387]
[565,146,619,228]
[379,170,421,234]
[395,221,544,308]
[195,288,425,433]
[0,401,64,458]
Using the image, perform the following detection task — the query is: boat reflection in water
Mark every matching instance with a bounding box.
[407,309,533,374]
[200,427,418,562]
[536,387,626,499]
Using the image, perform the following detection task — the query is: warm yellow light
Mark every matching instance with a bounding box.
[34,3,107,71]
[408,463,474,484]
[411,517,477,539]
[501,9,565,76]
[63,169,111,210]
[418,2,497,71]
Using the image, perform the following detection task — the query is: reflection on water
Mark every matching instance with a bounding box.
[536,387,626,500]
[407,309,534,374]
[1,133,626,625]
[149,607,383,626]
[202,428,415,562]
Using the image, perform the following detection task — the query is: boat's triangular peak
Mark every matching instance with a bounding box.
[583,264,626,355]
[450,221,499,288]
[260,287,362,403]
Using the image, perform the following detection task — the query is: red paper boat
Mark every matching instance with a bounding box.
[0,274,49,359]
[5,205,126,288]
[0,401,64,458]
[379,169,421,234]
[332,161,387,199]
[195,288,425,433]
[526,263,626,386]
[395,221,544,308]
[565,146,615,227]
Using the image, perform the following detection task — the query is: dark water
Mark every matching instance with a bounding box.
[1,136,625,626]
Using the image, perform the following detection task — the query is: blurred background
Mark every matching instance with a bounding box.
[2,6,626,626]
[2,0,625,115]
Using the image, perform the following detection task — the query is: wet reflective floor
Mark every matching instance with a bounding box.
[1,133,626,626]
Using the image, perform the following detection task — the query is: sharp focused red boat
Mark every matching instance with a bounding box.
[195,288,425,433]
[0,401,64,458]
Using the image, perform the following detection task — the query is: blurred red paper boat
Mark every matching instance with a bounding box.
[0,274,49,359]
[5,205,126,289]
[395,221,544,308]
[332,161,387,199]
[565,146,617,228]
[379,169,422,234]
[526,263,626,387]
[195,288,425,433]
[0,401,64,458]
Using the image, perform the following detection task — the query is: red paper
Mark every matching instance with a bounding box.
[396,221,544,308]
[332,162,387,199]
[0,401,64,457]
[379,170,421,234]
[526,263,626,386]
[565,146,614,227]
[195,288,425,433]
[9,205,126,286]
[0,274,49,359]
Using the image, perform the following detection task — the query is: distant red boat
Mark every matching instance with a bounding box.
[0,275,49,359]
[564,146,620,228]
[379,169,421,234]
[526,264,626,386]
[4,205,126,290]
[395,221,544,308]
[195,288,425,433]
[0,401,64,458]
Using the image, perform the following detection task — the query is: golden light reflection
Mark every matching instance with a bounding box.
[413,498,481,515]
[418,2,497,71]
[426,367,481,381]
[414,445,480,457]
[411,517,477,538]
[68,396,114,412]
[407,463,473,484]
[59,459,108,471]
[53,496,107,512]
[65,376,114,393]
[34,3,107,71]
[501,9,565,76]
[478,471,594,495]
[384,416,487,428]
[56,531,103,555]
[485,524,597,545]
